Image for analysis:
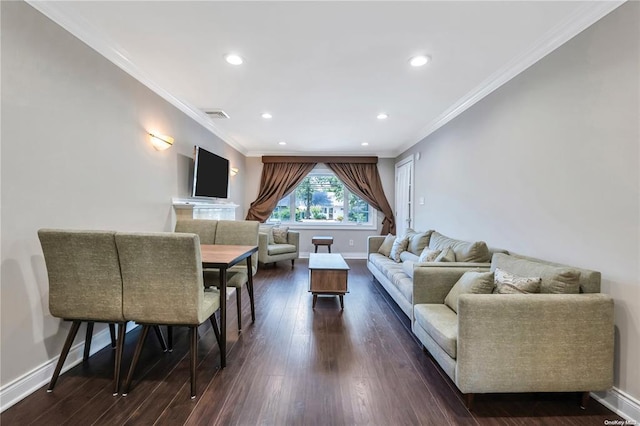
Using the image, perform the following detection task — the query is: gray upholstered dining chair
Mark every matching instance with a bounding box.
[37,229,127,396]
[175,219,259,331]
[116,232,221,399]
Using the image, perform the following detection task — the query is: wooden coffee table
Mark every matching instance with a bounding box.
[308,253,349,309]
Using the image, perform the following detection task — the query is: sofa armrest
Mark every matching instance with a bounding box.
[456,293,614,394]
[413,265,490,305]
[287,231,300,252]
[258,232,269,260]
[368,236,385,255]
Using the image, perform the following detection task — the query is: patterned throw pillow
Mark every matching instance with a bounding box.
[389,236,410,262]
[272,226,289,244]
[434,246,455,262]
[494,267,541,294]
[377,234,396,257]
[444,271,495,313]
[418,247,441,263]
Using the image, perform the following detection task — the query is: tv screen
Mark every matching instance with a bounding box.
[192,146,229,198]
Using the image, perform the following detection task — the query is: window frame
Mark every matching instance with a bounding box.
[266,166,377,230]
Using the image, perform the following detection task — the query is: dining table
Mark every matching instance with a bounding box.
[200,244,258,368]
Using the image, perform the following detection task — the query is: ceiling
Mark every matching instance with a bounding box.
[29,1,622,157]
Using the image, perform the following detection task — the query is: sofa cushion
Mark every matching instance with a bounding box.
[402,260,415,278]
[389,235,410,262]
[429,231,491,263]
[377,234,396,257]
[418,247,441,262]
[491,253,580,294]
[391,270,413,303]
[444,271,495,313]
[272,226,289,244]
[400,251,419,263]
[434,247,456,262]
[408,230,434,255]
[414,304,458,359]
[268,244,296,255]
[494,267,541,294]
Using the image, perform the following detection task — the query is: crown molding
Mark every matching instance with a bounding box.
[395,0,626,157]
[25,0,247,156]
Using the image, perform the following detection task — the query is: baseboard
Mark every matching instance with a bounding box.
[300,251,367,259]
[0,322,137,413]
[592,387,640,423]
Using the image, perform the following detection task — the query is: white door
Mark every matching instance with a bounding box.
[395,156,414,237]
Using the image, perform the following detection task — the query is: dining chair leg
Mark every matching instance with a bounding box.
[109,323,117,349]
[189,326,197,399]
[210,314,221,348]
[153,325,168,352]
[48,320,82,392]
[236,289,242,331]
[167,326,173,352]
[122,325,150,396]
[113,321,127,396]
[247,281,256,323]
[83,322,95,362]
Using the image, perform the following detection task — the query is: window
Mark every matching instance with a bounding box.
[268,168,375,228]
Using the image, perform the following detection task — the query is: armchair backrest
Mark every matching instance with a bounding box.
[116,232,206,325]
[214,220,260,274]
[37,229,124,322]
[174,219,218,244]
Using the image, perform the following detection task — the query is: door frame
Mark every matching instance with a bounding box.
[395,155,415,236]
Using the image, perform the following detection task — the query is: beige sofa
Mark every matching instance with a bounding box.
[367,230,503,320]
[412,252,614,407]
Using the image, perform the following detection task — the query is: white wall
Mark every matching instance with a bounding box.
[244,157,395,256]
[0,1,246,389]
[399,1,639,407]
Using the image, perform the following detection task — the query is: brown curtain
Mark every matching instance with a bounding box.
[326,163,396,235]
[246,162,316,222]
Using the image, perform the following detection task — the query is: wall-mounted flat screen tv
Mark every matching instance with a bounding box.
[192,146,229,198]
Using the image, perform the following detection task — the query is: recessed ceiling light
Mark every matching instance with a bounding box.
[361,142,369,146]
[278,141,287,145]
[377,113,388,120]
[261,112,273,119]
[224,54,243,65]
[409,55,430,67]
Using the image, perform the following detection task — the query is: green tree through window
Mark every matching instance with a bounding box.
[268,170,372,226]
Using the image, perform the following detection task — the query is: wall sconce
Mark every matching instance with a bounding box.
[230,167,239,176]
[149,133,174,151]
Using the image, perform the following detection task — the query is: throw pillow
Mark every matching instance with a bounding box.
[408,230,434,255]
[389,236,410,262]
[434,246,456,262]
[377,234,396,257]
[444,271,495,313]
[494,267,541,294]
[418,247,441,263]
[272,226,289,244]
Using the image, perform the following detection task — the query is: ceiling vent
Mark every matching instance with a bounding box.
[204,109,230,119]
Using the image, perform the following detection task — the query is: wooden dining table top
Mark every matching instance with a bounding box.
[200,244,258,268]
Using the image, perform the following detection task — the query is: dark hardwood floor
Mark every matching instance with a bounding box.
[2,259,621,425]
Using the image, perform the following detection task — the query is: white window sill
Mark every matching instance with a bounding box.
[266,222,378,231]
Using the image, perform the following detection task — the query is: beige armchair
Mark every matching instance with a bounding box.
[116,232,221,399]
[258,227,300,268]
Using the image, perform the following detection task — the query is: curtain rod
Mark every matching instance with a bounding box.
[262,156,378,164]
